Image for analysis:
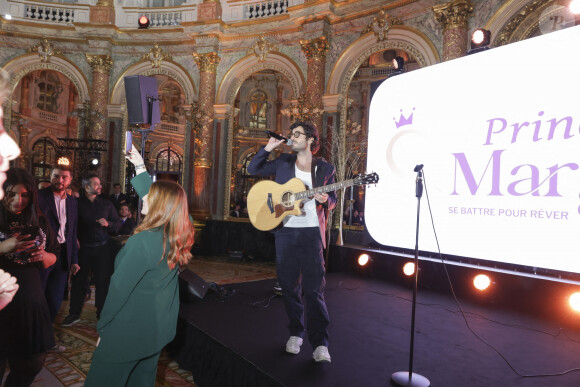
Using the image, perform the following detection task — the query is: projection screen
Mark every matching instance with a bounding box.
[366,25,580,274]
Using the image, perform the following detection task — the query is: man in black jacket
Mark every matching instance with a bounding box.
[62,174,120,325]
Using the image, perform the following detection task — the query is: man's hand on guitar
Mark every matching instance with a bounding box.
[265,137,286,152]
[313,193,328,204]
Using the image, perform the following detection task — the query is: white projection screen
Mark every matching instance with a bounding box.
[366,25,580,275]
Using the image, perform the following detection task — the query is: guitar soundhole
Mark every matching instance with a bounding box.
[281,191,294,208]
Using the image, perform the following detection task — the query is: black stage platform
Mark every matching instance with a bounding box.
[169,273,580,387]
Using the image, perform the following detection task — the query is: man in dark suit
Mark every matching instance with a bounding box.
[116,204,136,236]
[108,183,127,210]
[38,166,79,324]
[248,121,336,363]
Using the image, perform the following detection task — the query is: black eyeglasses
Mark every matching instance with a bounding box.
[291,131,307,138]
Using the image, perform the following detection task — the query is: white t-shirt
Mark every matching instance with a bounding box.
[284,165,319,228]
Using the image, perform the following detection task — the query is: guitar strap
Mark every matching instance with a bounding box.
[310,157,318,188]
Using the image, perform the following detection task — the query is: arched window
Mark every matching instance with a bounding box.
[36,71,61,113]
[32,138,56,180]
[155,147,182,183]
[249,89,268,129]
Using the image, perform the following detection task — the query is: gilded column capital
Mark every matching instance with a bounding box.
[86,55,113,74]
[193,52,220,73]
[96,0,114,7]
[300,37,330,61]
[194,158,212,168]
[433,0,474,30]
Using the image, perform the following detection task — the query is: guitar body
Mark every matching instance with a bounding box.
[247,178,307,231]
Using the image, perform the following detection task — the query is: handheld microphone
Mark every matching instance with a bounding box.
[264,130,292,145]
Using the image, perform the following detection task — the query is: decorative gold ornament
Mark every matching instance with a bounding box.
[246,35,278,62]
[96,0,114,7]
[192,52,220,73]
[495,0,548,47]
[300,37,330,61]
[433,0,474,30]
[28,39,63,63]
[86,55,113,74]
[280,93,323,122]
[142,43,172,68]
[360,9,402,42]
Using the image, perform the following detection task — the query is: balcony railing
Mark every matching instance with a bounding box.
[0,0,305,27]
[3,0,90,24]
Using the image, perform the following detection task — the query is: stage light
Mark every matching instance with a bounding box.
[569,292,580,312]
[358,253,371,266]
[473,274,491,291]
[57,156,70,166]
[88,153,101,170]
[138,15,150,29]
[570,0,580,15]
[4,14,12,20]
[403,262,415,276]
[469,29,491,54]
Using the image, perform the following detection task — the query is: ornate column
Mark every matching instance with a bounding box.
[91,0,115,25]
[86,55,112,140]
[20,77,31,116]
[192,52,220,218]
[17,126,31,170]
[275,82,283,132]
[433,0,473,61]
[197,0,222,21]
[300,37,329,130]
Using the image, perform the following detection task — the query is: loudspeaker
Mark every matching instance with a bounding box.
[123,75,161,126]
[178,267,209,301]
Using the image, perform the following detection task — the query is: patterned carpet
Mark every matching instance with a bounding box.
[34,256,277,386]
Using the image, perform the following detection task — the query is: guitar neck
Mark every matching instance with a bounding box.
[295,179,355,200]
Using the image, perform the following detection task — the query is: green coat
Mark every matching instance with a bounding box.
[95,173,179,362]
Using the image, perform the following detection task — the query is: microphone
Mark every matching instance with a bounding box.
[265,130,292,145]
[415,168,423,198]
[413,164,424,172]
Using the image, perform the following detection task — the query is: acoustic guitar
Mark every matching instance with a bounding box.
[247,172,379,231]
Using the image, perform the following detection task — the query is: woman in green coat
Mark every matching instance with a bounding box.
[85,149,194,387]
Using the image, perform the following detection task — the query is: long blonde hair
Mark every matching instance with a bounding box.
[133,180,194,269]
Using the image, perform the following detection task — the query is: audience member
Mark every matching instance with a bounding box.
[62,174,120,326]
[116,203,136,236]
[230,203,241,217]
[0,168,59,386]
[85,145,194,387]
[0,69,22,311]
[108,183,127,210]
[37,166,79,335]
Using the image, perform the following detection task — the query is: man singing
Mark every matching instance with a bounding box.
[248,121,336,362]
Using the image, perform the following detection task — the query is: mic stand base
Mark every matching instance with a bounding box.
[391,371,430,387]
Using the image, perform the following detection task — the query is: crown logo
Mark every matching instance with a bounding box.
[394,107,414,128]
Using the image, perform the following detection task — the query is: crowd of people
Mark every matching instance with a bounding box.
[0,69,336,386]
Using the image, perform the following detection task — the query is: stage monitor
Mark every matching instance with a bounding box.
[366,26,580,275]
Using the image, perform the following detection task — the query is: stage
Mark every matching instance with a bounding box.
[168,272,580,387]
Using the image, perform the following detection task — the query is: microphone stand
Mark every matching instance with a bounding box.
[391,165,430,387]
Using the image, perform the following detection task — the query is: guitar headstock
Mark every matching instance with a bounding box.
[354,172,379,185]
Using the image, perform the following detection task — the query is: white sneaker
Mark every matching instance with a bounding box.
[285,336,303,354]
[313,345,331,363]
